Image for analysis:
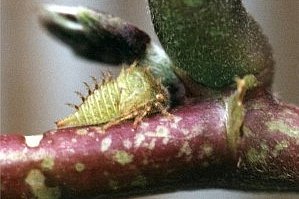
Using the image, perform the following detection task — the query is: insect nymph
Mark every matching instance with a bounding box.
[56,63,170,129]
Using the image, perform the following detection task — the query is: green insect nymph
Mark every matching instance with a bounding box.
[56,63,170,129]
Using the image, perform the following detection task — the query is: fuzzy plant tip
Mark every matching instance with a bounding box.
[56,63,170,130]
[40,5,150,64]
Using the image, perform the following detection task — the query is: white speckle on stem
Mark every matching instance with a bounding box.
[170,116,183,129]
[76,129,88,136]
[140,122,149,129]
[134,133,145,148]
[148,138,156,150]
[101,136,112,152]
[162,137,170,145]
[123,139,133,149]
[25,135,43,148]
[71,138,77,143]
[177,142,192,158]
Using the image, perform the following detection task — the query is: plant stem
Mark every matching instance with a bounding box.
[1,90,298,199]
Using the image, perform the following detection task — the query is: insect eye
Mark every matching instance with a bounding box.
[156,94,164,101]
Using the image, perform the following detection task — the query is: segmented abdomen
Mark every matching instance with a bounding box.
[56,66,157,128]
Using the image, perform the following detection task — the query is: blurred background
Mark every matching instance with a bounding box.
[1,0,298,198]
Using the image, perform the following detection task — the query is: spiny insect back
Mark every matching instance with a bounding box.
[56,63,171,130]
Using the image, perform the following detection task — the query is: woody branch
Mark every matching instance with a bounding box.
[1,90,299,199]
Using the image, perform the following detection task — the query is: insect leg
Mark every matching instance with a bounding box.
[133,105,152,129]
[154,102,173,120]
[102,110,139,130]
